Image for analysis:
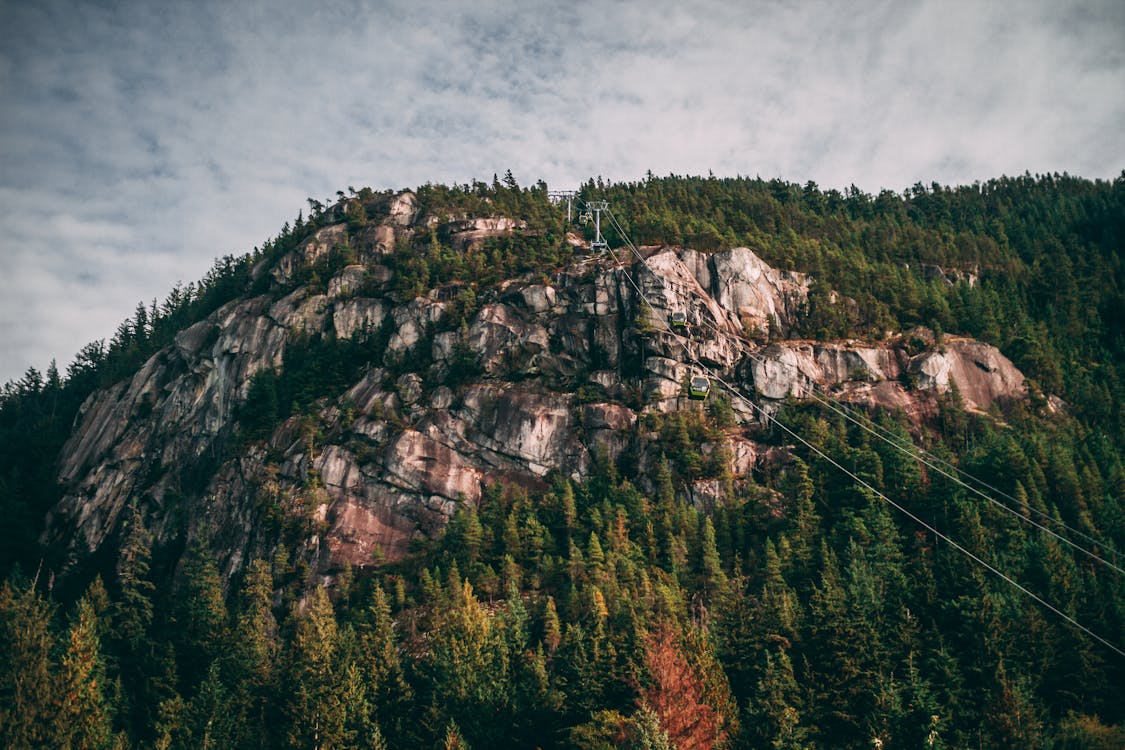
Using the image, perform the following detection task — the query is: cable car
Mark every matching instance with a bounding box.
[688,375,711,400]
[670,310,688,329]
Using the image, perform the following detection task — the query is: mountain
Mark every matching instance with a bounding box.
[2,175,1124,749]
[43,190,1030,588]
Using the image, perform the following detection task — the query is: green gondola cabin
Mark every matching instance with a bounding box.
[688,375,711,400]
[670,310,688,329]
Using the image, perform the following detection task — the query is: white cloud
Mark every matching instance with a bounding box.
[0,0,1122,382]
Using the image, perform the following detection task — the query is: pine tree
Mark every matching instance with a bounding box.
[985,659,1044,747]
[568,709,628,750]
[111,501,156,735]
[184,660,238,750]
[713,576,759,703]
[806,546,871,745]
[560,480,578,538]
[338,661,385,750]
[0,578,56,749]
[756,540,801,649]
[746,648,808,750]
[53,596,114,750]
[587,532,606,579]
[174,538,228,690]
[698,516,728,598]
[873,414,924,506]
[641,622,726,750]
[542,596,562,654]
[423,580,512,744]
[442,720,470,750]
[629,705,674,750]
[502,512,523,561]
[359,583,412,737]
[462,506,484,567]
[283,587,345,750]
[228,559,277,745]
[152,692,186,750]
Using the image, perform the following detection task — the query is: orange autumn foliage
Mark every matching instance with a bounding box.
[641,623,726,750]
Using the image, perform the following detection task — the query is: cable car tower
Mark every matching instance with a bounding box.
[580,200,609,254]
[548,190,577,222]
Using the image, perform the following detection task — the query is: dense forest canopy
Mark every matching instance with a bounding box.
[2,172,1124,748]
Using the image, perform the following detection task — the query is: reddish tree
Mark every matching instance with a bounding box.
[642,623,726,750]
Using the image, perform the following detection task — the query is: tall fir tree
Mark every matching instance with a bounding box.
[53,596,114,750]
[0,578,56,749]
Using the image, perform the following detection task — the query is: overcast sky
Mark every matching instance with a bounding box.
[1,0,1122,384]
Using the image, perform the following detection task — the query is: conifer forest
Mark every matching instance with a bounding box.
[2,172,1125,749]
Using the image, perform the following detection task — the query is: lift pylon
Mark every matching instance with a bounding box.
[547,190,577,222]
[584,200,608,254]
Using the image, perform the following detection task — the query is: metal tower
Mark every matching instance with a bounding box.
[547,190,577,222]
[582,200,609,254]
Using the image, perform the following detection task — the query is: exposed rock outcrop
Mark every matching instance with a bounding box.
[443,217,525,252]
[44,201,1031,589]
[270,224,349,285]
[468,304,550,376]
[388,191,418,227]
[709,247,809,335]
[909,337,1026,409]
[333,298,387,340]
[748,334,1026,420]
[49,293,291,556]
[919,263,979,288]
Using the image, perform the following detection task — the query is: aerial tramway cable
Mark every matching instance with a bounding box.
[568,197,1125,656]
[711,369,1125,658]
[600,205,1125,577]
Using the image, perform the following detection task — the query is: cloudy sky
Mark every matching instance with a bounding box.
[1,0,1122,383]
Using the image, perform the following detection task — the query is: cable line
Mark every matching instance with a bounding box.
[568,197,1125,657]
[681,293,1125,573]
[713,369,1125,658]
[800,389,1125,574]
[598,204,1124,574]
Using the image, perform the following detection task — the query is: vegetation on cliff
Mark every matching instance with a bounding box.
[2,172,1124,748]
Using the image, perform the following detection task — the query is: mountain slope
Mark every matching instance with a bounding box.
[45,190,1029,591]
[2,174,1124,749]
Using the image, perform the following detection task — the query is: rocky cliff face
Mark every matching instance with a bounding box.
[749,334,1026,421]
[44,192,1030,587]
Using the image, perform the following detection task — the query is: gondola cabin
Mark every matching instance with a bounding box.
[670,310,688,329]
[688,375,711,400]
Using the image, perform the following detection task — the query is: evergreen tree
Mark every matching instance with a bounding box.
[0,578,56,749]
[746,648,808,750]
[113,501,155,652]
[228,559,277,746]
[698,516,728,598]
[442,719,470,750]
[338,660,386,750]
[283,587,345,750]
[183,660,238,750]
[985,659,1044,747]
[174,538,229,690]
[359,583,413,739]
[629,706,674,750]
[421,578,515,743]
[542,595,562,654]
[111,501,157,737]
[53,596,114,750]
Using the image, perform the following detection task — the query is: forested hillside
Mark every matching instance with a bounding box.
[2,173,1124,749]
